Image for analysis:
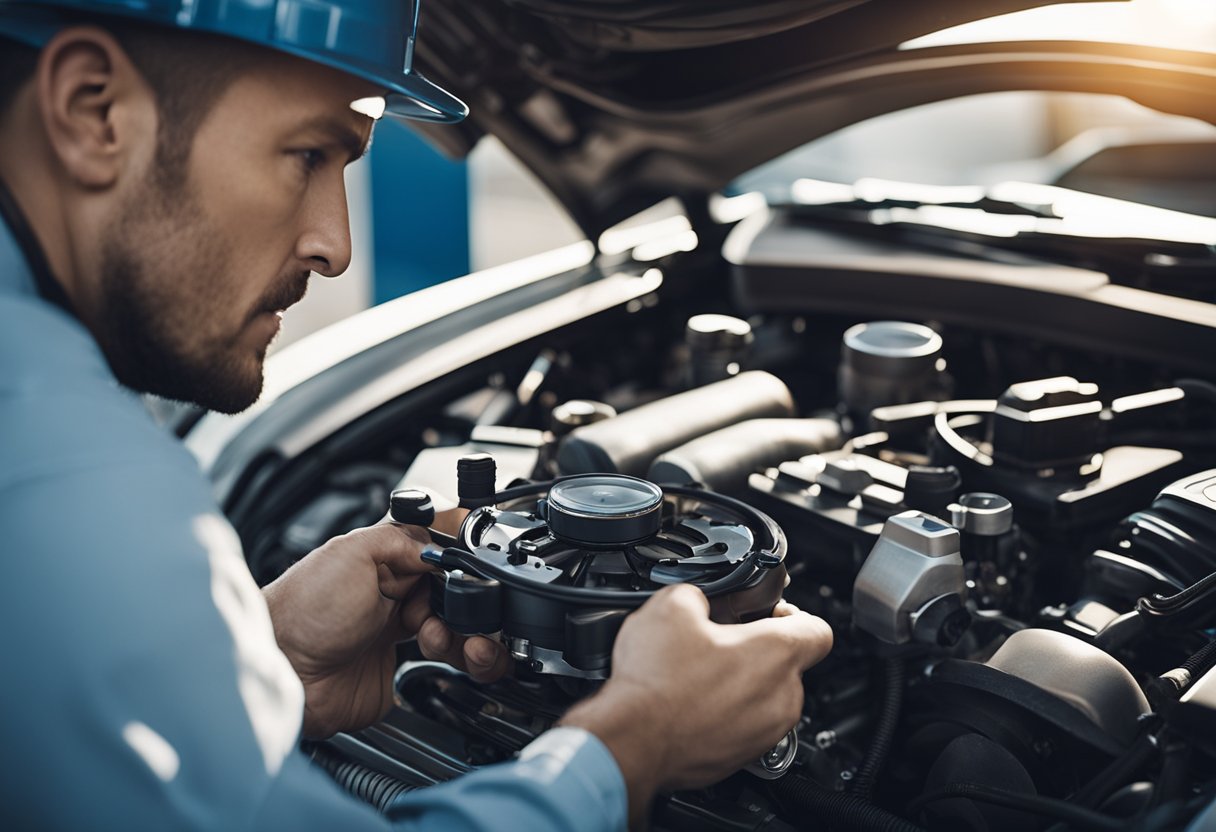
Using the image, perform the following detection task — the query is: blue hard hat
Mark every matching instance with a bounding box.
[0,0,467,123]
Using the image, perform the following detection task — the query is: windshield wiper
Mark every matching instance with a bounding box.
[774,178,1216,301]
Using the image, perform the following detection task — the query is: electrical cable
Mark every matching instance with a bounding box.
[1138,571,1216,621]
[850,658,905,801]
[1149,638,1216,706]
[1181,638,1216,680]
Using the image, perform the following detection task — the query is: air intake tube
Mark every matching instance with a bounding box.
[557,371,796,477]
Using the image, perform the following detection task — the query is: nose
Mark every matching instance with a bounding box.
[296,176,353,277]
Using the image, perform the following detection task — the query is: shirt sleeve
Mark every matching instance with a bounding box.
[387,727,628,832]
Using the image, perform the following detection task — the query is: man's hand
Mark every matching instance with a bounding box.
[560,584,832,825]
[263,522,510,739]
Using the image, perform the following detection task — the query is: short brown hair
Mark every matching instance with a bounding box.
[0,20,261,185]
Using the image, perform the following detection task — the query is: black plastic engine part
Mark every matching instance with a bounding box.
[1083,549,1183,611]
[1117,469,1216,585]
[991,376,1104,471]
[902,465,961,517]
[648,418,843,495]
[918,734,1038,832]
[557,370,795,477]
[457,454,498,509]
[927,401,1188,533]
[389,489,436,527]
[861,381,1195,534]
[420,472,788,679]
[747,451,910,576]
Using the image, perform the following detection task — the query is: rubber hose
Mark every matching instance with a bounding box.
[850,658,906,801]
[1182,638,1216,679]
[773,776,925,832]
[312,747,415,814]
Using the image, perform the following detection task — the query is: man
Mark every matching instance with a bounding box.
[0,1,834,829]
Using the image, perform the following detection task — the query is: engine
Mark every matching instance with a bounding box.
[261,314,1216,831]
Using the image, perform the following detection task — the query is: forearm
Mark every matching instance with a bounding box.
[559,682,668,828]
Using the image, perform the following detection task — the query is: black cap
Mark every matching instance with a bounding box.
[390,489,436,527]
[457,454,498,509]
[903,465,962,516]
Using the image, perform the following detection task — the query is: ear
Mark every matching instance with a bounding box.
[36,26,157,190]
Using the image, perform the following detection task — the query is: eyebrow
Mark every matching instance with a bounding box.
[300,115,372,164]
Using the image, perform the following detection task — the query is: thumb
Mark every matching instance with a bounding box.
[738,608,834,673]
[344,523,434,579]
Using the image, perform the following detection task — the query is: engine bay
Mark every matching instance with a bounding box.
[230,275,1216,830]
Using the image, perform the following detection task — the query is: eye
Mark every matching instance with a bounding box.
[294,149,328,174]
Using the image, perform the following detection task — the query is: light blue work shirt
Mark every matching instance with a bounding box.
[0,209,627,831]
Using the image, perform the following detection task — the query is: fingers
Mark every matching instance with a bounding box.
[738,608,834,672]
[650,582,710,617]
[400,583,434,635]
[399,569,512,682]
[771,599,801,618]
[416,616,512,683]
[463,636,512,683]
[417,615,459,663]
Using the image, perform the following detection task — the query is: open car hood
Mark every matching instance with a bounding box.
[410,0,1216,236]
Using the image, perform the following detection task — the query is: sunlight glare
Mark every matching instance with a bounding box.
[904,0,1216,53]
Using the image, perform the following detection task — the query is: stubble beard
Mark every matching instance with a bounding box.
[94,170,272,415]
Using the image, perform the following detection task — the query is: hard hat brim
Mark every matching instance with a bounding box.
[0,12,469,124]
[271,41,468,124]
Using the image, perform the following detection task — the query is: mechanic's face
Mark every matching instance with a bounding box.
[97,54,375,413]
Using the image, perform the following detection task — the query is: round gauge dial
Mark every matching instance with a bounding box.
[546,475,664,547]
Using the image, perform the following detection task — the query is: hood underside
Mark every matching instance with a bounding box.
[410,0,1216,236]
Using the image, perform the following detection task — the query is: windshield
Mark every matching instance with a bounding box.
[727,91,1216,219]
